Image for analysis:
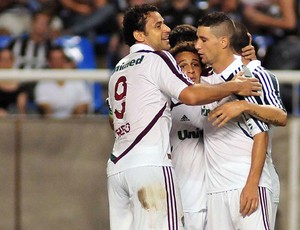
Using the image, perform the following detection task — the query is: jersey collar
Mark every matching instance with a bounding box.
[216,58,243,81]
[130,44,154,53]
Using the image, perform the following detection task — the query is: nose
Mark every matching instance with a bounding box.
[195,39,201,51]
[187,65,195,73]
[163,24,171,33]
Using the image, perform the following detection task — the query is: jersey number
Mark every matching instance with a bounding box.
[114,76,127,119]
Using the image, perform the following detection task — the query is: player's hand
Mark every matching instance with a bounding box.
[241,32,256,61]
[240,183,259,217]
[234,71,262,96]
[208,100,246,127]
[241,45,256,61]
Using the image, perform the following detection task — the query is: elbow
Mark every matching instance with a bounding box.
[178,88,198,105]
[277,111,288,127]
[286,21,297,30]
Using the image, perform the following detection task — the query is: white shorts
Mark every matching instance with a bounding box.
[184,209,207,230]
[207,187,272,230]
[107,166,184,230]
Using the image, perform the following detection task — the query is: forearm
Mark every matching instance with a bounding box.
[17,93,27,114]
[243,101,287,126]
[179,81,239,105]
[245,132,268,187]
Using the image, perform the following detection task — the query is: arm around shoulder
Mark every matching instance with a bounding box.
[179,74,262,105]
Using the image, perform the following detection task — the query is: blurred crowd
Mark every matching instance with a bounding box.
[0,0,299,118]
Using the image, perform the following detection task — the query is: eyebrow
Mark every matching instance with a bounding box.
[178,58,199,64]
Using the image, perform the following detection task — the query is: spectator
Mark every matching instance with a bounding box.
[0,48,27,117]
[8,9,53,69]
[60,0,118,38]
[241,0,298,114]
[207,0,240,20]
[0,1,32,36]
[34,45,92,119]
[59,0,119,66]
[159,0,206,30]
[7,9,53,111]
[0,1,62,38]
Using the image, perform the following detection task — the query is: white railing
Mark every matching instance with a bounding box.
[0,69,299,81]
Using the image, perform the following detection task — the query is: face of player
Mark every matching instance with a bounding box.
[0,50,13,68]
[195,26,222,66]
[142,11,171,51]
[175,51,201,83]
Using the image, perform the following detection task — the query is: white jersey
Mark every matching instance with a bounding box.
[34,80,92,119]
[201,58,272,193]
[107,44,193,176]
[170,100,206,212]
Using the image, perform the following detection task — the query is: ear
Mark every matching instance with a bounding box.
[133,30,145,43]
[220,36,229,49]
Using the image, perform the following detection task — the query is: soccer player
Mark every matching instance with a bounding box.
[208,21,287,230]
[195,12,272,229]
[107,4,261,230]
[169,41,207,230]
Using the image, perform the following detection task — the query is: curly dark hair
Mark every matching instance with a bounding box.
[169,24,197,48]
[122,4,158,46]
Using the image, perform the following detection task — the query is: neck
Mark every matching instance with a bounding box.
[212,54,235,74]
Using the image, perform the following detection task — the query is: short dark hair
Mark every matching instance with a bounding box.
[122,4,158,46]
[169,24,197,48]
[231,21,250,55]
[198,12,236,45]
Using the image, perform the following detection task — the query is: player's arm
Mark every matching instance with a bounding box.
[208,100,287,127]
[240,131,268,217]
[179,72,262,105]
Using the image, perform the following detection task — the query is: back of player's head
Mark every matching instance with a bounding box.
[232,21,250,55]
[169,24,197,48]
[197,11,235,43]
[169,41,198,58]
[122,4,158,46]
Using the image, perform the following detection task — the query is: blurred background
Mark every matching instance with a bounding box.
[0,0,299,230]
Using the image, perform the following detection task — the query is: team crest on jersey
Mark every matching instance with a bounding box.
[180,115,190,122]
[201,106,210,116]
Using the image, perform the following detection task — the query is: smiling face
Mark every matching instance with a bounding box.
[175,51,201,83]
[138,11,171,51]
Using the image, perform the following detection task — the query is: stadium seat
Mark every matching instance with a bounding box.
[54,36,107,114]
